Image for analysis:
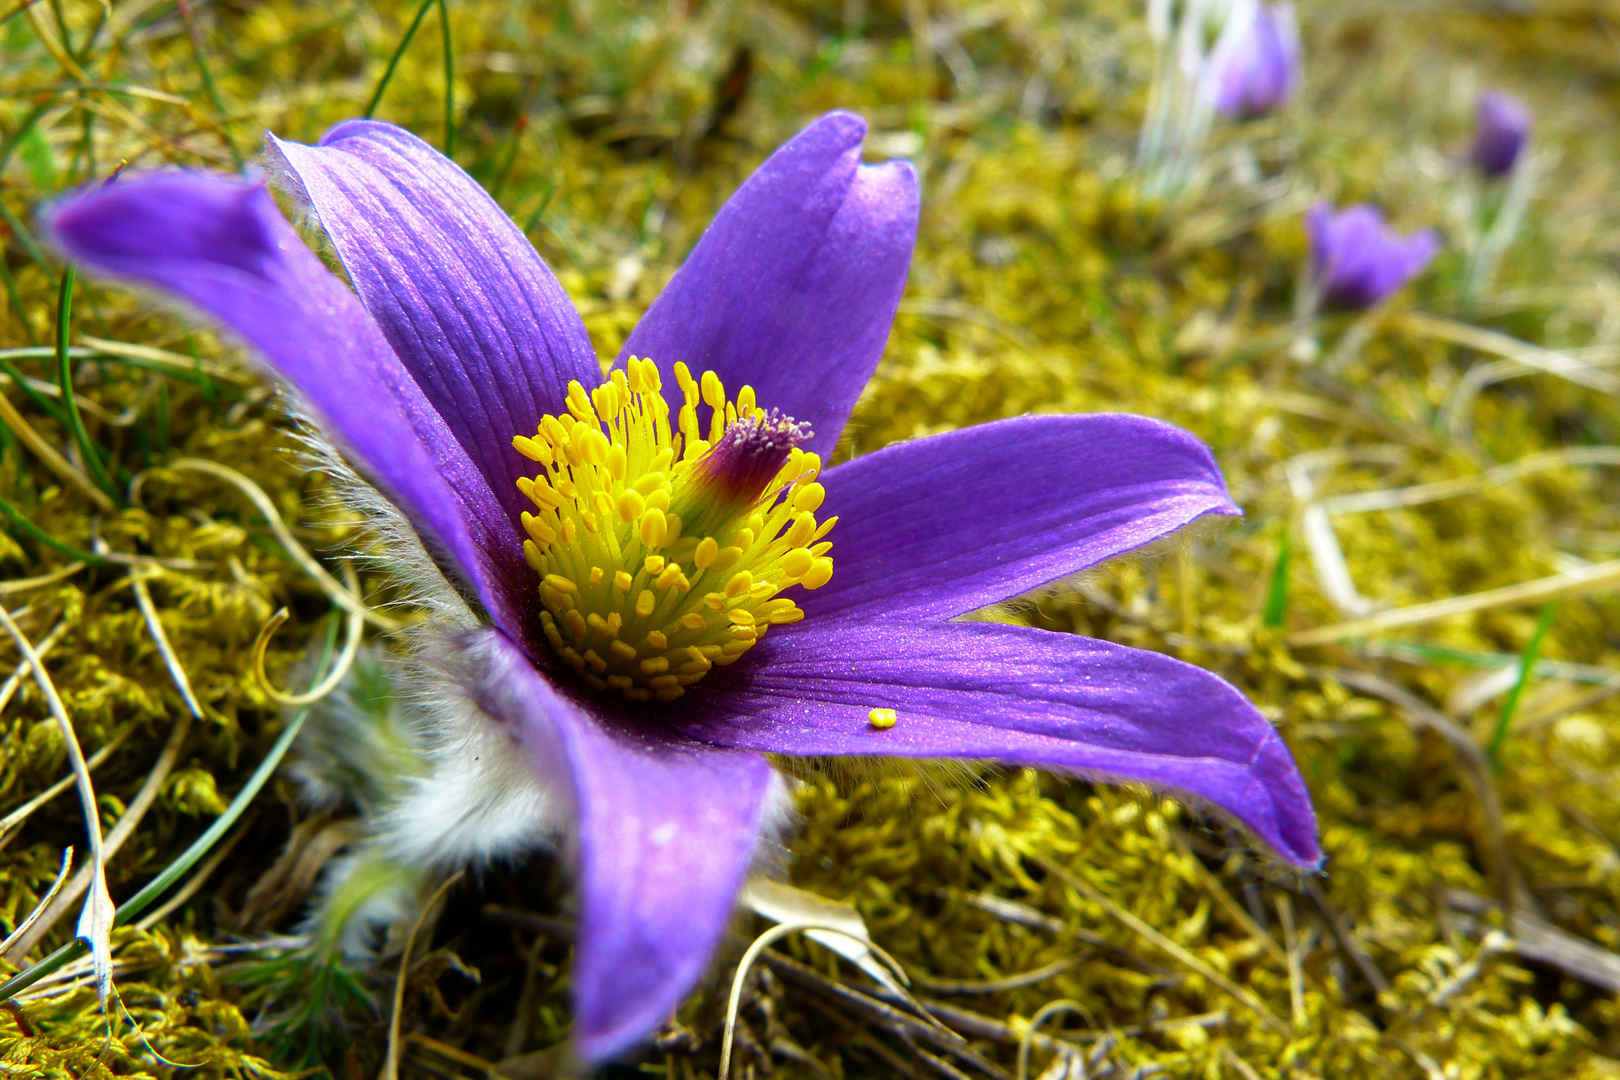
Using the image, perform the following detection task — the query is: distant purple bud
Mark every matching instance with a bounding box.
[1306,202,1439,310]
[1214,3,1301,120]
[1470,91,1530,178]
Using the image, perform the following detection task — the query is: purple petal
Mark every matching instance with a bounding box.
[620,112,918,456]
[42,172,535,637]
[801,414,1239,624]
[678,618,1320,867]
[1215,2,1300,119]
[469,629,780,1063]
[267,121,601,522]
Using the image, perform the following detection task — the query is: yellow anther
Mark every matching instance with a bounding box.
[782,548,814,579]
[635,590,658,617]
[613,570,634,592]
[643,554,666,576]
[680,612,708,631]
[542,574,577,594]
[785,512,816,548]
[724,571,753,598]
[655,563,688,591]
[644,630,668,651]
[802,558,834,590]
[694,536,719,569]
[700,369,725,410]
[638,507,668,547]
[640,656,670,675]
[616,490,645,522]
[868,707,898,730]
[513,435,551,463]
[792,483,825,513]
[588,566,605,585]
[566,381,595,421]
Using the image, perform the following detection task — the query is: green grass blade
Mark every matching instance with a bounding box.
[53,268,117,499]
[0,491,110,564]
[1486,602,1558,771]
[361,0,436,121]
[1262,528,1291,629]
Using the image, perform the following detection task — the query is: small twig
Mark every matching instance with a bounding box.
[0,562,87,598]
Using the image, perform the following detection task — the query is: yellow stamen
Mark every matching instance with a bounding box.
[868,707,898,730]
[512,356,833,701]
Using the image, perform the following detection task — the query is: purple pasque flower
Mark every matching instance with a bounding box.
[45,113,1319,1064]
[1306,201,1440,310]
[1470,90,1530,178]
[1214,2,1301,120]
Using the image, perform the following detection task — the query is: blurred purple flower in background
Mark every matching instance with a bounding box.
[47,113,1320,1064]
[1306,202,1440,309]
[1470,90,1530,178]
[1214,2,1301,120]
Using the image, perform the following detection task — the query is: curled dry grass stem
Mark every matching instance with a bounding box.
[22,1,89,82]
[78,334,253,384]
[251,562,365,707]
[139,457,402,632]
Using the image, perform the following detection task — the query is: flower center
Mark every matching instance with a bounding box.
[511,357,834,702]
